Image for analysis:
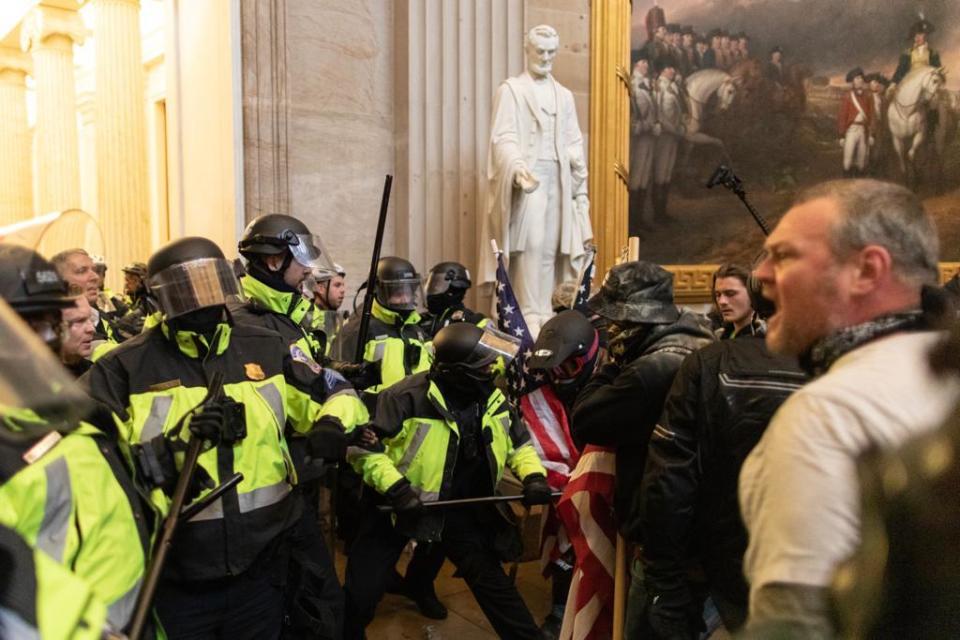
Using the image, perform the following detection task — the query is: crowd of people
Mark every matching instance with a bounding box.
[1,176,959,640]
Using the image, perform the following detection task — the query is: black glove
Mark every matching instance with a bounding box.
[330,360,382,391]
[307,418,348,461]
[384,478,423,513]
[132,435,215,502]
[187,404,225,446]
[521,473,553,506]
[348,426,385,453]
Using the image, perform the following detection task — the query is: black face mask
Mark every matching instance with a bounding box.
[248,256,298,294]
[432,365,494,403]
[426,289,466,315]
[172,306,226,335]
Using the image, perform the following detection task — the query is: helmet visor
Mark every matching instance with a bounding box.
[376,278,423,312]
[472,325,522,369]
[0,299,89,442]
[289,233,336,273]
[425,268,471,296]
[148,257,242,319]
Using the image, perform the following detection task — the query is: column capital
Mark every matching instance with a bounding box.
[80,0,142,6]
[0,46,32,78]
[21,5,89,53]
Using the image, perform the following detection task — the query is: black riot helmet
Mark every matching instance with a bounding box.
[147,237,242,319]
[425,261,472,315]
[375,256,423,312]
[0,243,75,351]
[0,243,74,316]
[528,310,599,390]
[426,261,472,296]
[238,213,336,274]
[432,322,521,383]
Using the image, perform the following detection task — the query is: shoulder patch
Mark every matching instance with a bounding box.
[290,343,322,374]
[244,362,266,381]
[323,367,347,388]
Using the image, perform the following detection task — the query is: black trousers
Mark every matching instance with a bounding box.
[342,505,541,640]
[282,485,345,639]
[156,566,284,640]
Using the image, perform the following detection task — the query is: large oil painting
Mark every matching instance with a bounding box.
[628,0,960,266]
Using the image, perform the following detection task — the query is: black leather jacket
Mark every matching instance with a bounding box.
[638,336,807,632]
[571,309,714,533]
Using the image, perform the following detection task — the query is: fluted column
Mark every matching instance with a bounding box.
[394,0,526,309]
[21,5,87,214]
[0,48,33,224]
[92,0,150,273]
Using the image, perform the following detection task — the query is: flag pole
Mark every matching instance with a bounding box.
[612,533,628,640]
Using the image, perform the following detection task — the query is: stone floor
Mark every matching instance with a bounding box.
[333,542,553,640]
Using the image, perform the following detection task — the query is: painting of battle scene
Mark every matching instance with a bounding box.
[629,0,960,266]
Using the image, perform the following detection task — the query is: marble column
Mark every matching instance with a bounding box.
[394,0,525,309]
[0,48,33,225]
[21,5,87,215]
[92,0,150,273]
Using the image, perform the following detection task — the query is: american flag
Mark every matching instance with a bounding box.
[493,250,543,397]
[557,445,619,640]
[572,247,596,311]
[495,251,582,574]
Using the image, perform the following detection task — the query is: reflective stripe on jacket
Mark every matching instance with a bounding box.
[82,320,336,580]
[350,373,545,513]
[233,275,368,434]
[0,422,152,633]
[332,300,433,392]
[0,524,109,640]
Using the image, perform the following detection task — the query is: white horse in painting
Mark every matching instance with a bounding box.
[682,69,738,148]
[888,65,945,183]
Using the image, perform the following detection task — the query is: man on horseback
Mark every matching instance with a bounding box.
[892,17,941,86]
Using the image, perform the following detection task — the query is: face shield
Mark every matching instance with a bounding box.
[0,299,89,442]
[286,232,337,274]
[468,325,522,372]
[148,257,243,319]
[376,276,423,312]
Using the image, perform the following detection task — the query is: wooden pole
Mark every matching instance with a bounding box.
[612,534,628,640]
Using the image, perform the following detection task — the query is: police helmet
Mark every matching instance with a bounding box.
[0,244,74,315]
[432,322,521,381]
[375,256,422,312]
[147,237,241,319]
[425,261,472,296]
[239,213,336,273]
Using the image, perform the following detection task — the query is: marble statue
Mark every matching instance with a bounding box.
[480,24,593,336]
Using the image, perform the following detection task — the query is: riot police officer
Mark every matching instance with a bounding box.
[234,213,371,638]
[0,243,156,637]
[83,236,359,638]
[332,256,433,399]
[419,261,488,338]
[344,322,552,640]
[0,298,117,639]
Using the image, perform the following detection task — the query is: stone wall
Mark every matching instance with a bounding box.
[242,0,395,307]
[241,0,589,309]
